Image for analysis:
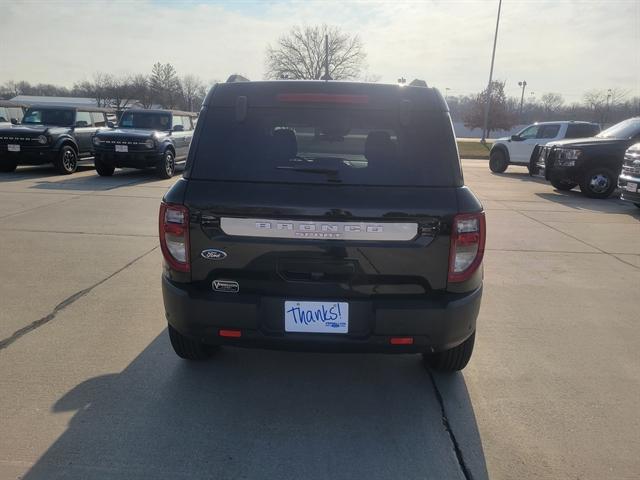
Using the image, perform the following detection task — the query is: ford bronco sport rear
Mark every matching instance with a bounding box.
[160,80,484,372]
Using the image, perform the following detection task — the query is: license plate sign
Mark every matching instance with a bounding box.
[8,144,20,152]
[284,301,348,333]
[626,182,638,192]
[115,145,128,153]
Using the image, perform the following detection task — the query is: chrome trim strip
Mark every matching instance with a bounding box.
[220,218,418,241]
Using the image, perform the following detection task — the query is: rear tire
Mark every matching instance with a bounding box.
[55,145,78,175]
[168,325,218,361]
[489,150,508,173]
[156,150,175,179]
[579,167,617,199]
[551,179,577,191]
[0,160,17,172]
[94,156,115,176]
[423,331,475,372]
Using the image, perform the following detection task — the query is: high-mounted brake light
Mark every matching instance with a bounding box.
[448,212,486,283]
[276,93,369,104]
[159,202,190,272]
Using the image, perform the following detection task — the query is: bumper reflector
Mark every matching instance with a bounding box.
[219,329,242,338]
[390,337,414,345]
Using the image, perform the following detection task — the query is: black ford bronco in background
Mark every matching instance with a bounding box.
[536,117,640,198]
[618,143,640,208]
[92,109,197,178]
[160,79,485,372]
[0,105,110,174]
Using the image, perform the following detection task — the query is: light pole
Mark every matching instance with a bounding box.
[518,80,527,122]
[445,87,451,100]
[481,0,503,143]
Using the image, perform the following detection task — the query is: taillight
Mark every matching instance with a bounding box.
[448,212,486,283]
[159,202,190,272]
[276,93,369,104]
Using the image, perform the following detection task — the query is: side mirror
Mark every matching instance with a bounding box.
[107,121,115,128]
[172,125,184,132]
[10,118,18,125]
[510,134,521,141]
[75,121,89,128]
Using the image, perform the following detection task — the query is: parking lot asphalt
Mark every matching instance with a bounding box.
[0,161,639,479]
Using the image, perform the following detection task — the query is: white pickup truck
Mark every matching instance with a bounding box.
[489,121,600,173]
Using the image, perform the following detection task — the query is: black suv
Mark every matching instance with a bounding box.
[92,109,197,178]
[536,117,640,198]
[160,80,485,372]
[0,105,110,174]
[618,143,640,208]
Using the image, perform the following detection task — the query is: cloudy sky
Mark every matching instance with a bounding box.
[2,0,638,101]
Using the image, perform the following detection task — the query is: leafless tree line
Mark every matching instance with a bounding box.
[0,63,212,113]
[451,85,638,131]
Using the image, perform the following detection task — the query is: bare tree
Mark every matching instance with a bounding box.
[266,25,366,80]
[584,88,629,124]
[463,81,516,137]
[1,81,24,98]
[129,74,154,109]
[180,74,204,111]
[149,62,181,108]
[540,93,564,114]
[73,73,112,107]
[106,76,136,113]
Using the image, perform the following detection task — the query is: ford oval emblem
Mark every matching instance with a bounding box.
[201,249,227,260]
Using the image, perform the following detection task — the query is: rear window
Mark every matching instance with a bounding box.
[120,111,171,130]
[566,123,600,138]
[22,108,74,126]
[190,106,458,186]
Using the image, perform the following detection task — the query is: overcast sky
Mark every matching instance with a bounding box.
[2,0,638,101]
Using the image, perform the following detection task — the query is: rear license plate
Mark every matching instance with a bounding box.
[8,144,20,152]
[284,301,348,334]
[115,145,128,153]
[626,182,638,192]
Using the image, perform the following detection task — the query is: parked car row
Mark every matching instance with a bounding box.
[0,105,197,177]
[489,117,640,206]
[489,120,601,173]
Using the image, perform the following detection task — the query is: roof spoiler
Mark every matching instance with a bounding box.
[226,74,250,83]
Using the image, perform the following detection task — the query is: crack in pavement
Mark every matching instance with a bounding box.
[0,245,159,352]
[427,369,473,480]
[0,195,82,220]
[513,209,640,272]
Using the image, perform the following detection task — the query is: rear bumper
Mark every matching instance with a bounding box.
[162,276,482,353]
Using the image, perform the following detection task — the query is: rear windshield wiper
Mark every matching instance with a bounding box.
[276,165,342,181]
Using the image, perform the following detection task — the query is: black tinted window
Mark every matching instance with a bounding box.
[566,124,599,138]
[22,108,74,126]
[538,125,560,139]
[120,111,171,130]
[190,106,458,186]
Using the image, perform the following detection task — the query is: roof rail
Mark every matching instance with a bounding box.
[409,79,428,88]
[226,74,250,83]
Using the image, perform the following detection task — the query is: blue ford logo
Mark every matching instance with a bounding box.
[201,249,227,260]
